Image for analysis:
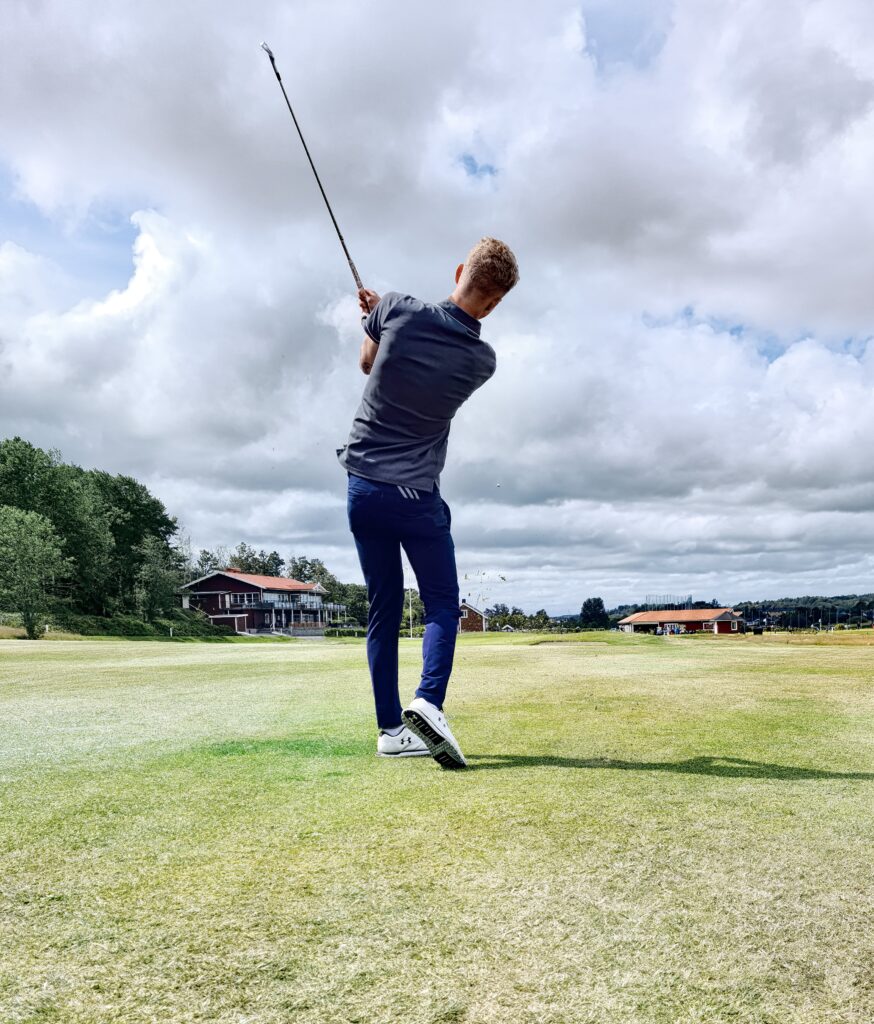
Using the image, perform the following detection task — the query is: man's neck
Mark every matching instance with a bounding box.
[447,292,481,321]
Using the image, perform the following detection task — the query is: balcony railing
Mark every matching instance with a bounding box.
[263,595,323,607]
[227,596,317,609]
[224,595,346,612]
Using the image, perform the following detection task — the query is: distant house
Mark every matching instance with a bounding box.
[618,608,745,635]
[181,569,345,635]
[459,601,488,633]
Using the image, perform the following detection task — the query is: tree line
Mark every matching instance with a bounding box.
[0,438,181,637]
[7,437,869,640]
[0,437,423,637]
[483,604,553,631]
[583,595,874,631]
[733,596,874,629]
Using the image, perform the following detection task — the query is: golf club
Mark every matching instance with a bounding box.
[261,42,364,292]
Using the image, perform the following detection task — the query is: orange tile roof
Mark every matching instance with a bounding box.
[219,569,319,592]
[619,608,736,625]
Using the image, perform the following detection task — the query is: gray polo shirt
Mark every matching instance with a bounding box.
[337,292,496,492]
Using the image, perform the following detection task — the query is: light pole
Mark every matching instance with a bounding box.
[402,554,415,640]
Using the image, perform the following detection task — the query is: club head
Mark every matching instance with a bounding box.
[260,41,274,58]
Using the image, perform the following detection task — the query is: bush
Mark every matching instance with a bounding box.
[325,627,367,638]
[154,608,233,638]
[50,611,154,636]
[49,607,232,639]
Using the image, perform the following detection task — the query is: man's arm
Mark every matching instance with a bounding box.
[358,288,382,375]
[359,335,379,375]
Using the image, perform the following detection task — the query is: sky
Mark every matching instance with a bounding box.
[2,0,874,613]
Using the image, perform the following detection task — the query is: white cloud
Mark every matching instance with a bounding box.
[2,0,874,611]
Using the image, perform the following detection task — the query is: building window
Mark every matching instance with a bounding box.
[731,620,738,631]
[461,609,468,618]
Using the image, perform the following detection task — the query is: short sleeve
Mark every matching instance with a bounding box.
[363,292,398,344]
[473,344,497,391]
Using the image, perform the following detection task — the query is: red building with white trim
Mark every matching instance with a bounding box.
[181,569,344,635]
[619,608,745,634]
[459,601,488,633]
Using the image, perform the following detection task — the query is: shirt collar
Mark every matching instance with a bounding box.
[438,299,481,337]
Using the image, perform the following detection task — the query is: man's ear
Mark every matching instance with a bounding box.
[455,263,464,284]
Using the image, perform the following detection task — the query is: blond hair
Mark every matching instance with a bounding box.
[464,237,519,295]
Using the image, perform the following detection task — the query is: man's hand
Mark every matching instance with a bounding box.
[358,288,381,316]
[359,336,379,375]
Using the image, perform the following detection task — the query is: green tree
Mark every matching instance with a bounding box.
[0,506,72,639]
[195,546,231,576]
[485,602,510,630]
[229,543,285,576]
[228,542,258,572]
[507,606,527,630]
[90,470,177,610]
[260,550,285,576]
[0,438,114,614]
[0,437,60,511]
[338,582,368,625]
[286,556,341,598]
[173,531,196,583]
[135,535,185,622]
[580,597,609,630]
[528,608,551,631]
[400,588,425,631]
[58,465,115,612]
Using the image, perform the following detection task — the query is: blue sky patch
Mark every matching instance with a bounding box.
[0,163,139,300]
[581,0,672,73]
[641,305,814,363]
[459,153,498,179]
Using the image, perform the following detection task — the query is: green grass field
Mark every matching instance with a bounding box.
[2,634,873,1023]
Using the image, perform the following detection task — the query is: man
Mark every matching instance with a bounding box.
[337,237,519,768]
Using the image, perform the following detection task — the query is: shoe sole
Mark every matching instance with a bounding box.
[402,709,467,769]
[376,750,431,758]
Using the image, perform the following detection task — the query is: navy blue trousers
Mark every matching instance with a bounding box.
[347,473,460,729]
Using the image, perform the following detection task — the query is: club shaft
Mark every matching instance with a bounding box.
[263,47,363,291]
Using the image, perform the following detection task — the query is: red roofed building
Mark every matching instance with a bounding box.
[181,569,345,635]
[618,608,745,635]
[459,601,488,633]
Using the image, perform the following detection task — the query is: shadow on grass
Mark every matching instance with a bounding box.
[465,754,874,780]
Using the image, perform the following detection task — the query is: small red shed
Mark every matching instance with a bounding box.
[459,601,488,633]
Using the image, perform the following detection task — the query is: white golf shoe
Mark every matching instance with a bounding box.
[402,697,467,769]
[377,726,430,758]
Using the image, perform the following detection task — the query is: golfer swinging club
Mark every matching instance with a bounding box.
[338,238,519,768]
